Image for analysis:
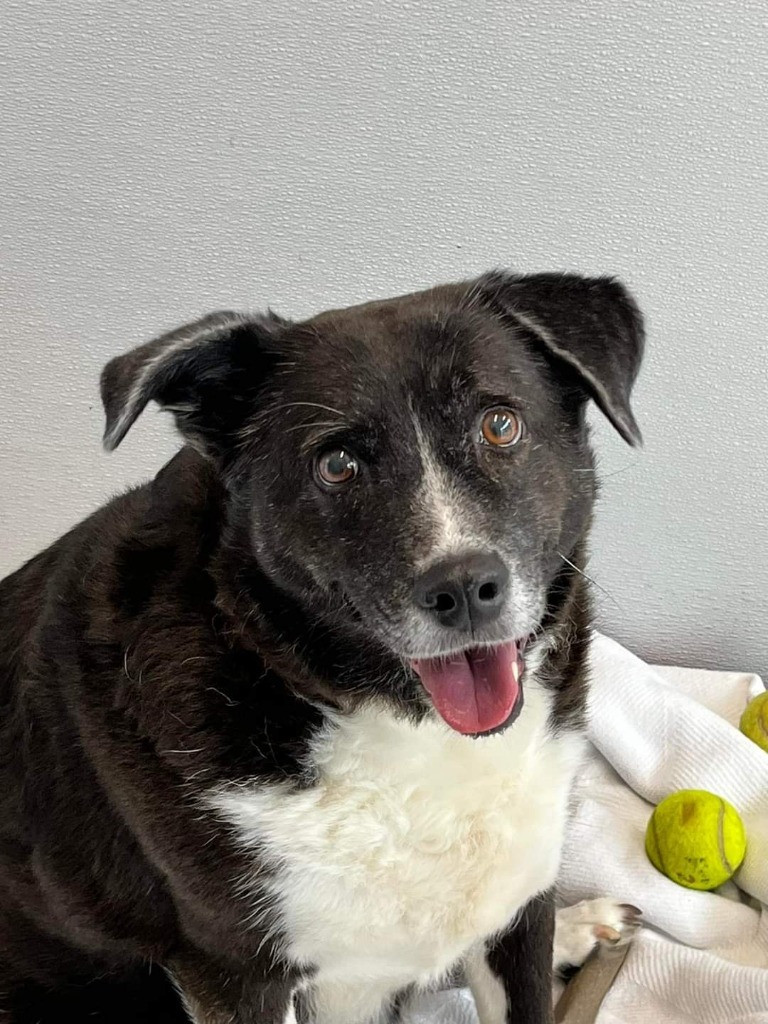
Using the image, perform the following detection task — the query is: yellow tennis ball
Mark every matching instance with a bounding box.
[645,789,747,891]
[739,693,768,753]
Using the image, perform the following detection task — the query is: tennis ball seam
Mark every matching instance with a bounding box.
[717,800,733,875]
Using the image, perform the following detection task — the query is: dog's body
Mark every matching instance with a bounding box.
[0,272,643,1023]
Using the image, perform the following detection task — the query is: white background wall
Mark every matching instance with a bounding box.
[2,0,766,676]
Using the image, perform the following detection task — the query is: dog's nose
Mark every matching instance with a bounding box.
[413,553,509,631]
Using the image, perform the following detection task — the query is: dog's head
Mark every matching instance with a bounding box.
[102,272,643,735]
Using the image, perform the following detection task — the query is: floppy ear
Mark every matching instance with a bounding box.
[101,310,286,457]
[479,271,645,446]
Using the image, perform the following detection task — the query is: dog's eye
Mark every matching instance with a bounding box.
[315,449,359,488]
[479,407,524,448]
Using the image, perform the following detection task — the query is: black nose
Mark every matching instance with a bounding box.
[413,552,509,631]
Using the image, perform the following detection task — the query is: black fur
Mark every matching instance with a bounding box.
[487,892,556,1021]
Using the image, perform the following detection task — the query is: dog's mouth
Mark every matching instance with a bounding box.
[410,639,526,736]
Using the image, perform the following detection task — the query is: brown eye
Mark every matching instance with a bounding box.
[479,407,524,448]
[315,449,359,487]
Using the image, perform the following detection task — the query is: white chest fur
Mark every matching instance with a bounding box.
[209,682,583,1002]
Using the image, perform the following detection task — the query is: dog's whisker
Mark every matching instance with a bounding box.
[557,552,624,611]
[266,401,347,419]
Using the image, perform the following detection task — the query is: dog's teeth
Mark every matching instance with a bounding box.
[512,661,520,682]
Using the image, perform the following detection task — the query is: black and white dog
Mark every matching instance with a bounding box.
[0,271,643,1023]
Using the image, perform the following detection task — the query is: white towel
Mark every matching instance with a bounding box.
[403,633,768,1024]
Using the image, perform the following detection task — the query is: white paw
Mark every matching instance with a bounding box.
[554,898,642,970]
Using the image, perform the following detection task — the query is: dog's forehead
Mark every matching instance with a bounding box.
[287,283,528,405]
[303,284,466,366]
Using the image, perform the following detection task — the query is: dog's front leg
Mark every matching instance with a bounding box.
[167,949,294,1024]
[466,891,555,1024]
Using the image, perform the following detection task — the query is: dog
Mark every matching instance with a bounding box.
[0,270,644,1023]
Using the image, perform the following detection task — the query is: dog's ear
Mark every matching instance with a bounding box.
[479,271,644,446]
[101,310,286,457]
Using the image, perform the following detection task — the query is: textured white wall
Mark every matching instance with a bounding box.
[2,0,767,675]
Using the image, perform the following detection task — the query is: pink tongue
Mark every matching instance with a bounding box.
[411,642,522,735]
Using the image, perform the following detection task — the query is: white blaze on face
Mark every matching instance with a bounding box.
[409,416,544,645]
[412,418,486,565]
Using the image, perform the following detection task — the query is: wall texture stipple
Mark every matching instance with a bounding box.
[2,0,767,676]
